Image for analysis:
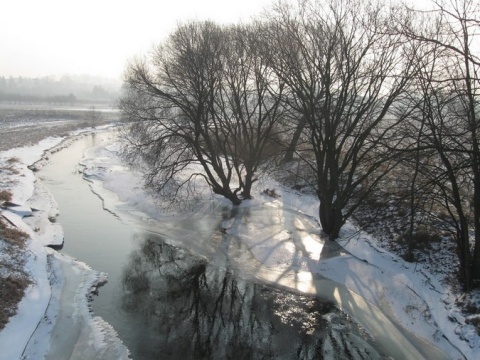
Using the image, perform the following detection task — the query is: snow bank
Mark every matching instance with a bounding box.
[3,128,470,359]
[35,251,129,360]
[334,225,476,359]
[0,137,63,360]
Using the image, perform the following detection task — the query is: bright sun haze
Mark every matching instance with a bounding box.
[1,0,274,80]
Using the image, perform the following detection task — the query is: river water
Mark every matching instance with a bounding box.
[38,131,438,359]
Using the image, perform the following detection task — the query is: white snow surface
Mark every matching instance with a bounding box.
[1,128,479,359]
[0,129,129,360]
[0,136,63,360]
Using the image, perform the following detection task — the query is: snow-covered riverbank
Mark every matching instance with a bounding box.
[81,140,479,359]
[0,127,479,359]
[0,129,129,359]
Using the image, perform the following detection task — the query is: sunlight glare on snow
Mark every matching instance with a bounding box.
[294,271,315,293]
[294,217,323,261]
[301,234,323,261]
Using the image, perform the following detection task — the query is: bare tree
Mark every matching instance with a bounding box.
[397,0,480,289]
[120,22,285,206]
[211,24,286,199]
[260,0,418,239]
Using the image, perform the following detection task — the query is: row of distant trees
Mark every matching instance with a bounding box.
[120,0,480,290]
[0,75,120,103]
[0,92,77,104]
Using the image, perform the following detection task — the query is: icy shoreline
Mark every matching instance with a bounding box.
[0,128,129,359]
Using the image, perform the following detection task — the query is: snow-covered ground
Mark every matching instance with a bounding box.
[1,126,479,359]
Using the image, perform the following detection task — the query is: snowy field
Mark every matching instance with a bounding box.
[0,103,119,151]
[0,123,479,358]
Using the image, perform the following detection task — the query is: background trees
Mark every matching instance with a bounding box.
[397,0,480,289]
[0,75,119,103]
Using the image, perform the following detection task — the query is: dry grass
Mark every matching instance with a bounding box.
[0,217,31,331]
[6,157,19,164]
[0,190,12,203]
[0,158,21,177]
[0,165,20,175]
[0,164,31,331]
[0,218,29,248]
[0,274,31,331]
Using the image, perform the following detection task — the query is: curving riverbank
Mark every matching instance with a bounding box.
[57,131,463,358]
[0,128,130,359]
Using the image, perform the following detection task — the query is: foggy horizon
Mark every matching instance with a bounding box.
[1,0,273,81]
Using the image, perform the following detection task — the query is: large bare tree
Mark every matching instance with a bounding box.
[120,22,285,206]
[260,0,418,238]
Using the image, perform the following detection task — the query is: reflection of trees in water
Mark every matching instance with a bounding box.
[122,237,385,359]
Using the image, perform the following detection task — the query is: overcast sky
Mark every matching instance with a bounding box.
[1,0,274,80]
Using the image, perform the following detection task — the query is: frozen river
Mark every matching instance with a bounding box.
[36,131,453,359]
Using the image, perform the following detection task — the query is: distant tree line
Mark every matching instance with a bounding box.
[0,92,77,104]
[120,0,480,290]
[0,75,120,103]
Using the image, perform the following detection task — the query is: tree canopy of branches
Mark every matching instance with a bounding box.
[120,0,480,290]
[120,21,285,206]
[397,0,480,290]
[259,0,418,239]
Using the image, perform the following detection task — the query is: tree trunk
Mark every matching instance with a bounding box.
[213,186,242,206]
[470,176,480,282]
[319,201,343,240]
[242,174,254,200]
[283,117,306,163]
[460,232,472,292]
[471,245,480,283]
[226,192,242,206]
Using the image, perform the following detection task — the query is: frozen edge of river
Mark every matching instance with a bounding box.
[0,127,129,360]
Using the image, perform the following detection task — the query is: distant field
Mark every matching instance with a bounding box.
[0,103,121,151]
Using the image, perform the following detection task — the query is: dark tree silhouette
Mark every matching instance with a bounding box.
[120,21,285,206]
[260,0,419,238]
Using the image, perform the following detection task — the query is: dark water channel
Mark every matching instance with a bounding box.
[39,133,389,359]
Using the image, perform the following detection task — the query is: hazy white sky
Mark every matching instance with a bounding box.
[1,0,275,80]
